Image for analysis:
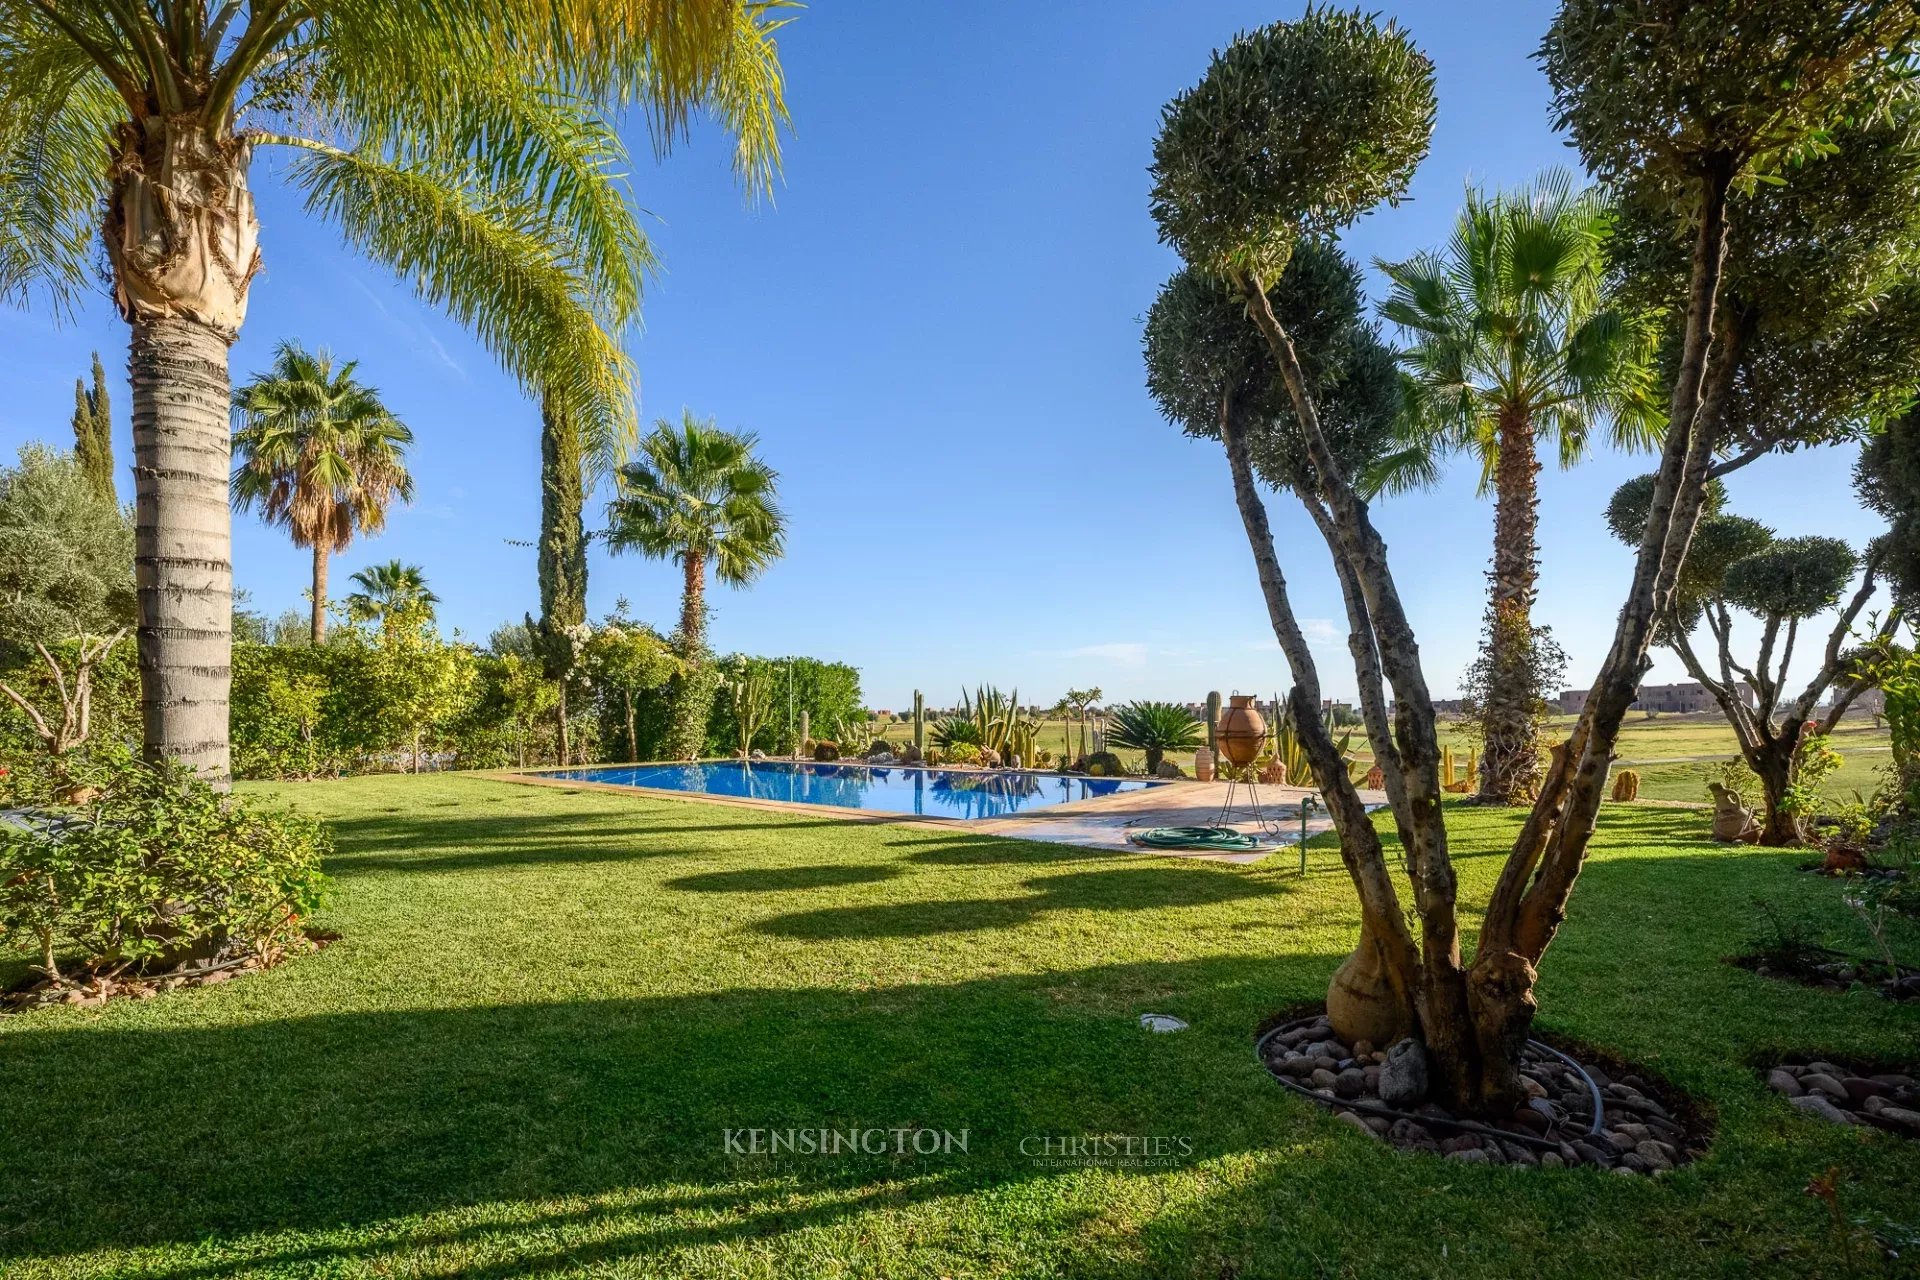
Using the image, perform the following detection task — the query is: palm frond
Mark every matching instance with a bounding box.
[283,140,635,449]
[0,15,119,319]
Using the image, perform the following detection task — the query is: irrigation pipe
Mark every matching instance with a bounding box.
[1252,1023,1606,1153]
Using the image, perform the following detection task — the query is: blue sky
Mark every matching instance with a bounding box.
[0,0,1883,711]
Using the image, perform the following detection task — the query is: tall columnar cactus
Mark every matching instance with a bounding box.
[1206,690,1222,753]
[913,689,925,752]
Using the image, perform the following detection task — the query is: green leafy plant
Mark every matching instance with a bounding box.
[1780,733,1843,820]
[1103,700,1203,775]
[0,749,329,984]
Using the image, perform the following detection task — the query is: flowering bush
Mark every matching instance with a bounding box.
[0,749,329,984]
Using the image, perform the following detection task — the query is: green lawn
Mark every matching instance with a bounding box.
[2,775,1916,1278]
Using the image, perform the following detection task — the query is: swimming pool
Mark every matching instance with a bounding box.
[538,761,1160,819]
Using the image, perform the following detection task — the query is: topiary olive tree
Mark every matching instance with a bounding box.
[1149,3,1920,1118]
[1611,475,1896,843]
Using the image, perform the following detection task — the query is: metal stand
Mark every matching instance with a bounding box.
[1214,775,1288,841]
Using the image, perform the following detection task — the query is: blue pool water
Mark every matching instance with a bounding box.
[540,761,1158,819]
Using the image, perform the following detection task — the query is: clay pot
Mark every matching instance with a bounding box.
[1193,747,1214,783]
[1217,695,1267,768]
[1259,760,1288,786]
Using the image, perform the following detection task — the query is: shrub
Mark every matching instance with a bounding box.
[1611,768,1640,801]
[1081,750,1126,777]
[812,740,840,762]
[0,750,329,983]
[945,742,984,766]
[1102,700,1204,775]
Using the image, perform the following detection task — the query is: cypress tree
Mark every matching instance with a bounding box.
[70,352,115,502]
[535,399,588,763]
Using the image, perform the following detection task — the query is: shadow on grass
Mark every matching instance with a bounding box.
[665,864,903,893]
[0,953,1339,1271]
[754,866,1297,940]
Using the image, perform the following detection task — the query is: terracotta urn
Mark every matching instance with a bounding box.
[1216,694,1267,768]
[1193,747,1215,783]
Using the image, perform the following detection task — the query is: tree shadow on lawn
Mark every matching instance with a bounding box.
[664,864,904,893]
[752,866,1299,939]
[321,809,882,877]
[0,953,1344,1272]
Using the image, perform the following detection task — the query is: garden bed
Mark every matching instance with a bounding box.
[1257,1006,1713,1173]
[1731,950,1920,1000]
[1764,1056,1920,1137]
[1,928,336,1012]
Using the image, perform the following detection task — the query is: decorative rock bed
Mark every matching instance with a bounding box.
[1258,1008,1711,1173]
[1764,1058,1920,1136]
[1733,952,1920,1000]
[1,930,336,1012]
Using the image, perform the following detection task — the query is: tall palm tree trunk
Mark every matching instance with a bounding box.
[1476,406,1544,804]
[130,314,236,783]
[679,552,707,654]
[311,544,330,644]
[662,551,710,762]
[111,120,259,785]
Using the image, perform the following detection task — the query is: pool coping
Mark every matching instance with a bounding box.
[489,758,1174,829]
[485,760,1378,865]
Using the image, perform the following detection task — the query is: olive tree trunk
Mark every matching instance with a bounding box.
[1476,405,1544,804]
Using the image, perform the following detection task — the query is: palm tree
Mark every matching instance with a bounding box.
[606,414,784,758]
[0,3,791,781]
[232,343,414,644]
[1375,171,1660,804]
[607,414,786,655]
[346,560,437,626]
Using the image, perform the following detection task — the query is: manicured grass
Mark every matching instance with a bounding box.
[2,775,1916,1278]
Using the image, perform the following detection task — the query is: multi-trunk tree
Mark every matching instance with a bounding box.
[0,445,133,763]
[1146,2,1920,1117]
[1609,474,1898,844]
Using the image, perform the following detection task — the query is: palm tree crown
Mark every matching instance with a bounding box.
[233,344,414,549]
[233,341,413,641]
[606,413,786,594]
[346,560,437,625]
[1373,170,1660,492]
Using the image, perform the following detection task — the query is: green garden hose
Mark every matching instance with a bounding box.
[1127,826,1266,852]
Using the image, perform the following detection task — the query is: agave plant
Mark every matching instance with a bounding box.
[1268,704,1363,788]
[1103,700,1204,775]
[931,716,982,749]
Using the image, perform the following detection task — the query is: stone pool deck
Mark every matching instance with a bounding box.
[969,779,1384,864]
[500,766,1382,865]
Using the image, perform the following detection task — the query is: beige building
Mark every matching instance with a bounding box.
[1557,681,1754,715]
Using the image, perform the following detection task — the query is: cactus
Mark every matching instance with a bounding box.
[1611,768,1640,801]
[913,689,925,752]
[1205,690,1222,753]
[1442,746,1456,788]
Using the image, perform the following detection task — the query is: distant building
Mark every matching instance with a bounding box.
[1558,681,1753,715]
